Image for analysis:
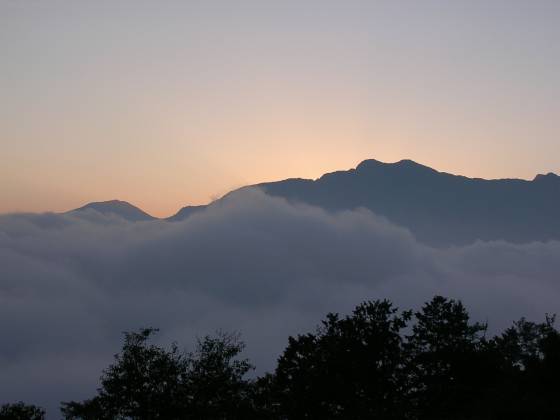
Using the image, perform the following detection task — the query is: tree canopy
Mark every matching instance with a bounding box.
[3,295,560,419]
[0,401,45,420]
[61,329,253,420]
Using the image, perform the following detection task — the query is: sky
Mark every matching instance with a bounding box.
[1,0,559,217]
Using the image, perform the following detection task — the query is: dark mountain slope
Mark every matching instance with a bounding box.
[166,205,206,221]
[255,159,560,246]
[83,159,559,246]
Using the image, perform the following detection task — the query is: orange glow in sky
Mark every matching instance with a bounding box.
[1,1,559,217]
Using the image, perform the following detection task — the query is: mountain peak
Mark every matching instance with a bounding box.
[70,200,156,221]
[355,158,436,174]
[394,158,436,171]
[257,157,560,245]
[533,172,559,182]
[395,158,424,167]
[355,158,385,170]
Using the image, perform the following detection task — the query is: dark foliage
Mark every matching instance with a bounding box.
[405,296,490,419]
[61,329,253,420]
[480,316,560,419]
[183,332,255,419]
[274,300,412,419]
[268,296,560,420]
[0,401,45,420]
[5,296,560,419]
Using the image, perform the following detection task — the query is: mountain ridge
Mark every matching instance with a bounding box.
[70,159,560,245]
[252,159,560,245]
[69,200,156,221]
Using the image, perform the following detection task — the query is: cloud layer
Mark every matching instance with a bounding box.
[1,189,560,416]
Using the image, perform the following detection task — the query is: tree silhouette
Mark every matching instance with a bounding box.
[405,296,490,419]
[274,300,412,419]
[36,295,558,418]
[0,401,45,420]
[61,329,253,420]
[183,331,254,419]
[486,316,560,419]
[62,328,188,419]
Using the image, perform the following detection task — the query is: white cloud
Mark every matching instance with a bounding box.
[1,189,559,416]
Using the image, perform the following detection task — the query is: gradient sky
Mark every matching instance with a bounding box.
[1,0,559,217]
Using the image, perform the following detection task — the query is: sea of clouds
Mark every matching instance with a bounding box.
[1,188,560,416]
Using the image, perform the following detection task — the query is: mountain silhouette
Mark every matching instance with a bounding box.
[252,159,560,245]
[70,200,155,222]
[167,205,207,222]
[75,159,560,245]
[168,158,560,246]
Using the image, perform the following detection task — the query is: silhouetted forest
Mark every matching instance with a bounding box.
[3,296,560,419]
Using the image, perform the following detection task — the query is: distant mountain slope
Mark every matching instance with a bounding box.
[166,205,206,222]
[253,159,560,246]
[77,159,560,246]
[70,200,156,221]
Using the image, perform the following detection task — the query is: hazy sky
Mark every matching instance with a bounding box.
[2,0,559,217]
